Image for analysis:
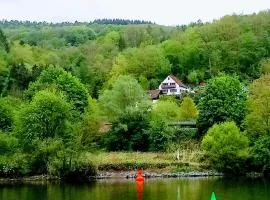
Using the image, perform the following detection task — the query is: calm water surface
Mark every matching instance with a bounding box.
[0,177,270,200]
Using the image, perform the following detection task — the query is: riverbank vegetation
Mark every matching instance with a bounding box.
[88,150,201,172]
[0,10,270,179]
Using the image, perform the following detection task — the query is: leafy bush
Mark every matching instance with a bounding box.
[149,118,174,152]
[13,89,89,178]
[0,64,9,96]
[0,96,23,132]
[9,64,33,91]
[179,97,198,121]
[151,100,179,120]
[174,128,198,141]
[0,29,9,52]
[0,98,14,132]
[59,158,97,182]
[251,136,270,175]
[202,121,249,174]
[48,152,97,181]
[16,90,72,150]
[0,132,18,155]
[77,98,102,150]
[245,75,270,142]
[259,58,270,74]
[101,75,151,151]
[149,100,179,151]
[28,138,67,174]
[98,162,168,171]
[104,105,150,151]
[0,153,31,177]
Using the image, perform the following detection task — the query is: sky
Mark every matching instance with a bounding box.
[0,0,269,25]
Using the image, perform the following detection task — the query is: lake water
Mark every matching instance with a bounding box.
[0,177,270,200]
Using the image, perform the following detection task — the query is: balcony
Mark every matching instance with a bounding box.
[161,84,176,89]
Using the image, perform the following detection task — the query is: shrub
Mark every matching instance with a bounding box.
[59,158,97,182]
[149,118,174,152]
[29,138,67,174]
[251,136,270,176]
[0,132,18,155]
[0,98,13,132]
[179,97,198,121]
[173,128,198,141]
[77,98,102,150]
[149,99,180,151]
[245,75,270,143]
[0,153,31,177]
[48,152,97,181]
[104,123,129,151]
[0,96,23,132]
[15,90,72,150]
[151,100,179,121]
[202,121,249,174]
[104,105,150,151]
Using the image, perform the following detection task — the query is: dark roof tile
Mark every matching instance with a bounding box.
[149,89,160,99]
[169,75,187,88]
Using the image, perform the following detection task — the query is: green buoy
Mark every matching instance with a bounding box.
[210,192,217,200]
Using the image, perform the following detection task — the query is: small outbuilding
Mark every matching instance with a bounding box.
[149,89,160,101]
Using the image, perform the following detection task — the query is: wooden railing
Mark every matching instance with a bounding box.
[161,84,176,89]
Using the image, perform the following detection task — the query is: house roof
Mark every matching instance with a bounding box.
[169,75,187,88]
[149,89,160,99]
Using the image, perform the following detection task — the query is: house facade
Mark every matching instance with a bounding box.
[158,75,188,96]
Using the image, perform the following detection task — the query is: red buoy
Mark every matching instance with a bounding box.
[136,169,145,181]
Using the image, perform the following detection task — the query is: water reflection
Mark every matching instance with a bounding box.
[136,180,144,200]
[0,177,270,200]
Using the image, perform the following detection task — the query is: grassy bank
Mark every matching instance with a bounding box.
[86,145,204,172]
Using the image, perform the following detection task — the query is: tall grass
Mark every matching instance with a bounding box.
[86,141,203,171]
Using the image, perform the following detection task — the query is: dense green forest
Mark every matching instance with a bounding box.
[0,10,270,178]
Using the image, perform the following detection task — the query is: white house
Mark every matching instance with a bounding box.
[158,75,189,96]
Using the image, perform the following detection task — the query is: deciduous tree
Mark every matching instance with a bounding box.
[16,90,72,150]
[197,75,247,134]
[26,67,89,113]
[245,75,270,142]
[100,75,150,121]
[179,97,199,121]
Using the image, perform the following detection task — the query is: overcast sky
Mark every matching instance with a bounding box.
[0,0,269,25]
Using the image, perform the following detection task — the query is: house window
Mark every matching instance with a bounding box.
[170,89,177,93]
[162,89,168,93]
[162,83,168,85]
[170,83,176,85]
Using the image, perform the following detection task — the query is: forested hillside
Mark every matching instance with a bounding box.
[1,10,270,97]
[0,11,270,178]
